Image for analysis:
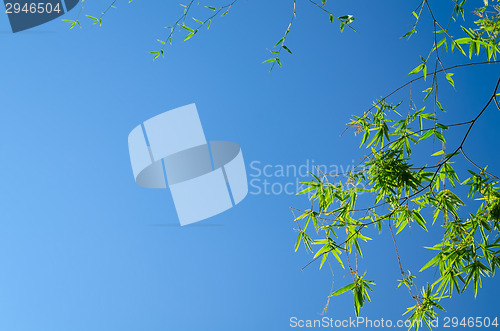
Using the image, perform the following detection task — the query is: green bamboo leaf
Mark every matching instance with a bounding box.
[419,129,434,141]
[461,26,476,39]
[86,15,99,24]
[282,45,293,54]
[297,186,316,195]
[402,29,415,38]
[314,244,332,259]
[150,51,160,59]
[434,130,446,143]
[274,38,284,47]
[193,17,204,24]
[446,73,455,87]
[263,58,276,63]
[413,211,428,231]
[184,32,195,41]
[330,282,356,296]
[431,150,445,156]
[295,232,302,252]
[320,252,328,269]
[420,253,441,271]
[62,19,77,29]
[331,249,345,269]
[179,24,194,32]
[408,64,424,75]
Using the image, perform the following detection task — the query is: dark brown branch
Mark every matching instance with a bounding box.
[460,147,500,181]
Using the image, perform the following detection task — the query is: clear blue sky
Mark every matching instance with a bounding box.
[0,0,499,330]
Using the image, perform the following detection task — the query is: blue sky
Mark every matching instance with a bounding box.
[0,0,499,330]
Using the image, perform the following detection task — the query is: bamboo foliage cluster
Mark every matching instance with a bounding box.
[292,1,500,329]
